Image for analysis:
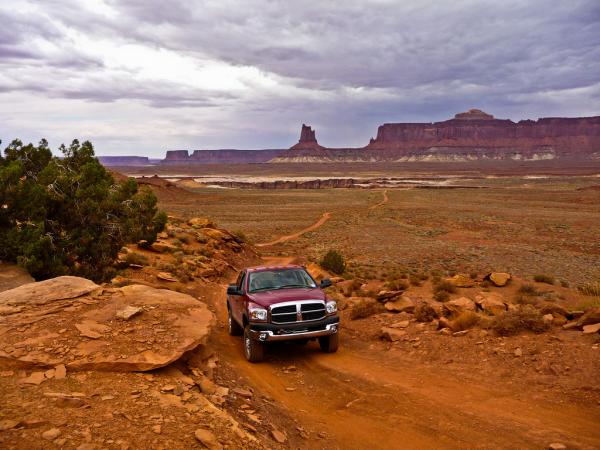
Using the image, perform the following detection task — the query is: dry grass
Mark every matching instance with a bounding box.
[533,274,555,285]
[155,171,600,286]
[490,306,550,336]
[452,311,480,331]
[350,299,383,320]
[578,281,600,297]
[414,302,439,322]
[125,252,150,266]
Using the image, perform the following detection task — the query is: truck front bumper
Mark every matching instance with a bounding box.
[248,315,339,342]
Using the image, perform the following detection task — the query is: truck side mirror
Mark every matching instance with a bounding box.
[227,284,242,295]
[320,278,332,289]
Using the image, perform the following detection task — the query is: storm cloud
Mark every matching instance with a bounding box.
[0,0,599,155]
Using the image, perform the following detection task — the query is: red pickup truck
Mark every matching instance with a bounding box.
[226,265,339,362]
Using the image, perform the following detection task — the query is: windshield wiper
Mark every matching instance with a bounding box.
[250,284,314,293]
[276,284,313,289]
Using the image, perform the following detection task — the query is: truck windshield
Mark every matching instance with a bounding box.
[247,269,317,293]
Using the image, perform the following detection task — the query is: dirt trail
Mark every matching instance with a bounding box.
[369,189,389,210]
[206,258,600,449]
[255,212,331,247]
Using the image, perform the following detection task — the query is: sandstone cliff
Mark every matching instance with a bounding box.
[272,110,600,162]
[163,149,284,164]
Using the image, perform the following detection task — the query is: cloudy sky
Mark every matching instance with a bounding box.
[1,0,599,156]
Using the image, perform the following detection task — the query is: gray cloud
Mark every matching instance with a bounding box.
[0,0,599,155]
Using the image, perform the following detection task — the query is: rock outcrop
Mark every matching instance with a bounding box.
[0,277,215,371]
[272,110,600,162]
[163,149,284,164]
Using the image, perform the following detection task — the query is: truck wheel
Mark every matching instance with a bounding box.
[243,326,264,363]
[227,307,243,336]
[319,333,339,353]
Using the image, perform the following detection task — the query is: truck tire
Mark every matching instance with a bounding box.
[227,306,243,336]
[319,333,339,353]
[244,326,264,362]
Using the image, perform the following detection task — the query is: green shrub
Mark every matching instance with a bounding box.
[491,306,550,336]
[0,138,166,282]
[533,274,555,285]
[320,250,346,275]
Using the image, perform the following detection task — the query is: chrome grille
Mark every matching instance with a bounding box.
[270,301,326,324]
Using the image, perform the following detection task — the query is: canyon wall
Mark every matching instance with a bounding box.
[163,149,285,164]
[272,110,600,162]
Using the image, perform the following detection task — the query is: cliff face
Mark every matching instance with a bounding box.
[272,110,600,162]
[163,149,285,164]
[98,156,150,166]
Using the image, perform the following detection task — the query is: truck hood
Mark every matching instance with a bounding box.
[247,288,326,308]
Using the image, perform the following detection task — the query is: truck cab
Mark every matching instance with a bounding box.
[226,265,339,362]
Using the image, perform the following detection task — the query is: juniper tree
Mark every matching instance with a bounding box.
[0,138,166,281]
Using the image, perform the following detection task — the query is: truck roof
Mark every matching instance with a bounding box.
[245,264,305,273]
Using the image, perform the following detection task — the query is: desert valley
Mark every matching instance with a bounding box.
[2,1,600,449]
[2,109,600,449]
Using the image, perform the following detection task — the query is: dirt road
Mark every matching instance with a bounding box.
[369,189,389,210]
[206,281,600,450]
[256,212,331,247]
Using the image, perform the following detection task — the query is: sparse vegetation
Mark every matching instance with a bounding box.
[232,230,249,243]
[452,311,480,331]
[350,300,382,320]
[518,284,539,296]
[414,302,438,322]
[125,252,149,266]
[578,281,600,297]
[575,297,600,311]
[433,280,457,297]
[533,274,555,284]
[490,306,550,336]
[320,250,346,275]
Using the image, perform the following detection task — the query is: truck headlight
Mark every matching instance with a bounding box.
[249,307,268,322]
[326,301,337,315]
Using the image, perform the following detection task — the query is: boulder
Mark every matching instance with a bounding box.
[0,277,214,371]
[157,272,178,282]
[376,290,403,302]
[486,272,511,287]
[582,323,600,334]
[115,305,143,320]
[447,274,475,288]
[380,327,406,342]
[443,297,476,317]
[474,292,507,315]
[194,428,222,450]
[384,296,415,313]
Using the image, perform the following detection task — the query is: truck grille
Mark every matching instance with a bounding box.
[270,301,326,324]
